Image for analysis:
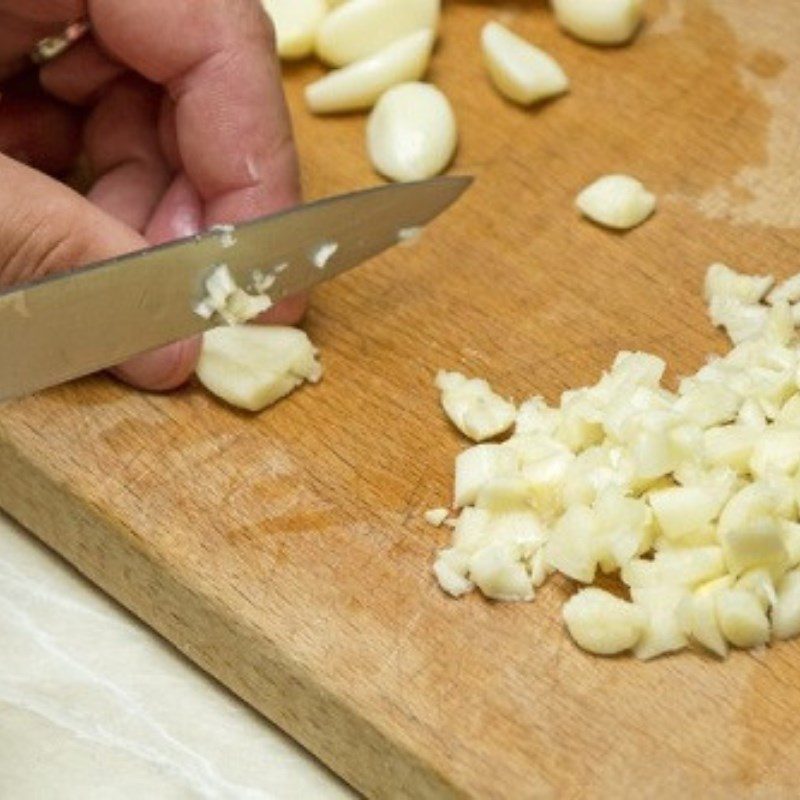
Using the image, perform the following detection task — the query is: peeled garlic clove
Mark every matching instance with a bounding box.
[366,82,457,182]
[436,370,516,442]
[716,589,770,649]
[576,174,656,230]
[306,29,435,114]
[552,0,644,46]
[316,0,440,66]
[197,325,322,412]
[481,21,569,106]
[563,588,646,655]
[772,570,800,640]
[262,0,327,60]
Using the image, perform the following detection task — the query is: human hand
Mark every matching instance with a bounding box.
[0,0,307,391]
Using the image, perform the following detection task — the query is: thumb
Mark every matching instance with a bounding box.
[0,154,200,391]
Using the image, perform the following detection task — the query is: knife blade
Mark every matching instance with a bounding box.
[0,175,472,401]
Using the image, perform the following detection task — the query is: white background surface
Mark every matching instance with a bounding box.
[0,513,355,799]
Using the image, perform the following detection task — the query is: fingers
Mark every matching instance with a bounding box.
[0,155,199,390]
[83,76,172,232]
[111,337,201,393]
[144,173,203,244]
[39,37,125,105]
[0,84,82,173]
[89,0,301,226]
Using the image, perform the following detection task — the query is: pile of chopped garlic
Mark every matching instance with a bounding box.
[430,264,800,660]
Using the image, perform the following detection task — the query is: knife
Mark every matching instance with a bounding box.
[0,175,472,401]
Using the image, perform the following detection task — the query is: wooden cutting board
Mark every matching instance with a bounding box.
[3,1,800,797]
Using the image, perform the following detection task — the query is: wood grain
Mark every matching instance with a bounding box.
[3,1,800,797]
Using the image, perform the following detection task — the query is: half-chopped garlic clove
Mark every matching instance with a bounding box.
[436,370,516,442]
[563,588,646,655]
[197,325,322,412]
[576,174,656,230]
[316,0,439,66]
[305,29,435,114]
[261,0,327,60]
[551,0,644,45]
[367,82,457,182]
[481,21,569,106]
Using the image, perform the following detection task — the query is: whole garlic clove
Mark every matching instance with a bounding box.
[576,174,657,230]
[261,0,327,60]
[551,0,644,46]
[481,21,569,106]
[316,0,440,67]
[305,29,435,114]
[366,82,457,182]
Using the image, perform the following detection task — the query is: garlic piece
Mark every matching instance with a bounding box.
[436,370,516,442]
[678,591,728,658]
[772,570,800,640]
[306,29,435,114]
[433,548,473,597]
[551,0,644,45]
[631,586,689,660]
[194,264,272,326]
[197,325,322,412]
[366,82,457,183]
[576,174,656,230]
[648,486,726,541]
[481,21,569,106]
[454,444,516,507]
[311,241,338,269]
[424,508,449,527]
[705,262,774,305]
[316,0,439,66]
[768,273,800,306]
[716,589,770,649]
[261,0,327,60]
[469,544,535,602]
[563,588,646,655]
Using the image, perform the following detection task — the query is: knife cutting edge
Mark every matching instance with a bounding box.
[0,175,472,402]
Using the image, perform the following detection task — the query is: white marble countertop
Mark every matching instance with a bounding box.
[0,513,356,799]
